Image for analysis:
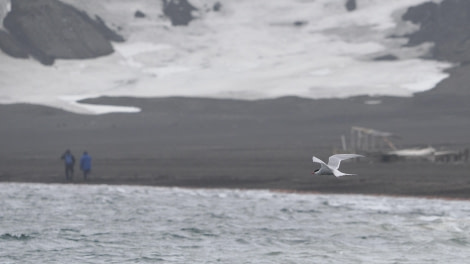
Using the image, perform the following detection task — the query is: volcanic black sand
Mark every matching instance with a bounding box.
[1,81,470,199]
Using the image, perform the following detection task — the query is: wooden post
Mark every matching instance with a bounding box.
[341,135,347,151]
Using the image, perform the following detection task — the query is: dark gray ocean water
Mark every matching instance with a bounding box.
[1,183,469,263]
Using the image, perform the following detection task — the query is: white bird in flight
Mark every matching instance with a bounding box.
[312,154,364,177]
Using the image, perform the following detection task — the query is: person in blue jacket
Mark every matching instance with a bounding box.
[60,149,75,181]
[80,151,92,180]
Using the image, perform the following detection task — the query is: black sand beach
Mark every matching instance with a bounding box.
[1,87,469,199]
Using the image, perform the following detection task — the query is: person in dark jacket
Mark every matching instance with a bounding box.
[60,149,75,181]
[80,151,92,180]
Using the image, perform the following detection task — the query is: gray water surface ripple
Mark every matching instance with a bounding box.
[1,183,469,263]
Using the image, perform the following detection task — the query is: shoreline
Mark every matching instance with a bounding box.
[1,156,469,200]
[2,180,470,202]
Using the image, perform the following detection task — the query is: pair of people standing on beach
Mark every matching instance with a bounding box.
[60,150,92,181]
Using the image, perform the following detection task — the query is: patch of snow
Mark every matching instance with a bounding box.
[58,95,141,114]
[364,100,382,105]
[0,0,10,29]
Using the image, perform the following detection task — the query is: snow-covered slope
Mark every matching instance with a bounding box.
[0,0,10,29]
[0,0,450,114]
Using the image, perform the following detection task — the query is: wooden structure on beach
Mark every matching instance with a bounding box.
[341,126,469,163]
[348,126,396,153]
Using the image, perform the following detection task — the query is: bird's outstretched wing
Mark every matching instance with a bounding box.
[328,154,364,170]
[312,156,327,165]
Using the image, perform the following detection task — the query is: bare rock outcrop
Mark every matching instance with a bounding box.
[0,29,28,58]
[163,0,197,26]
[1,0,124,65]
[345,0,356,12]
[403,0,470,63]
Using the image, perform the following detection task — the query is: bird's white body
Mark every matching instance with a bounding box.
[312,154,364,177]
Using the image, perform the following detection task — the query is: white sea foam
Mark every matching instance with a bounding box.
[0,0,449,114]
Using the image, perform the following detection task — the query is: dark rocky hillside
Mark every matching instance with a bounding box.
[403,0,470,98]
[403,0,470,63]
[0,0,124,65]
[0,0,204,65]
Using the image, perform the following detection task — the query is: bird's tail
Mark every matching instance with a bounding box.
[333,170,355,177]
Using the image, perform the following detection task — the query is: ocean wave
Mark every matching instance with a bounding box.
[1,233,34,241]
